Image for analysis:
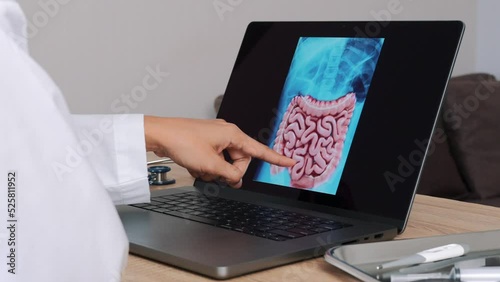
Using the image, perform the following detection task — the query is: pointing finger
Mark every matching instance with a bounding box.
[231,135,296,167]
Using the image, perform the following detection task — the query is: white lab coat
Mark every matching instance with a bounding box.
[0,1,150,281]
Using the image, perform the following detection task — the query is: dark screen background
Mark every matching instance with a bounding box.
[215,21,464,228]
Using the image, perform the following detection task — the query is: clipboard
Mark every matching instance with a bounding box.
[324,229,500,281]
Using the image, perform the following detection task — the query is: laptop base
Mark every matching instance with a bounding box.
[118,187,397,279]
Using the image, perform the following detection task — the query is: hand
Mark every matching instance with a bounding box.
[144,116,295,188]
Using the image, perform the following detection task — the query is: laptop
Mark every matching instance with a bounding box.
[117,21,464,279]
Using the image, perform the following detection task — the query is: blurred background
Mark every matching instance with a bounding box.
[18,0,499,119]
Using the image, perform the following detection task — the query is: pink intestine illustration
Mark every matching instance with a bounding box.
[271,93,356,188]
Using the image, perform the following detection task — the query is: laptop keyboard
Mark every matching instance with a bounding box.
[131,192,352,242]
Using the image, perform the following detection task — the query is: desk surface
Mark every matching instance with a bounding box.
[123,158,500,282]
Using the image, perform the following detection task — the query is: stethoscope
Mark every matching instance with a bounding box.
[147,158,176,186]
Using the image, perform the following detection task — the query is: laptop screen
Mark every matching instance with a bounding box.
[213,21,464,230]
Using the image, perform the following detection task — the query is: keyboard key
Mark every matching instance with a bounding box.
[287,228,318,236]
[255,226,272,232]
[219,224,233,230]
[269,229,304,239]
[242,229,257,235]
[177,209,194,213]
[263,222,280,228]
[253,231,270,239]
[176,199,191,203]
[153,198,171,203]
[233,226,245,232]
[195,213,211,218]
[159,196,177,200]
[152,208,171,213]
[268,235,288,241]
[162,210,218,225]
[312,227,330,233]
[317,224,344,230]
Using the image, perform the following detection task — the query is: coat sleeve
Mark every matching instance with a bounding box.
[71,114,150,205]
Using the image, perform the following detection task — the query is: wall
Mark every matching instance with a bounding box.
[19,0,477,119]
[476,0,500,78]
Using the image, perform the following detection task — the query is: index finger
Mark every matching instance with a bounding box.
[232,135,296,167]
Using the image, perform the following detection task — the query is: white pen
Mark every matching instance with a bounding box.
[451,266,500,281]
[377,243,470,270]
[391,267,500,282]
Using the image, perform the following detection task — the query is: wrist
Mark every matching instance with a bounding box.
[144,115,162,152]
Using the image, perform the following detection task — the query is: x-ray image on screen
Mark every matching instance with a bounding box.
[254,37,384,195]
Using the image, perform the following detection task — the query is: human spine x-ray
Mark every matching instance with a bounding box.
[255,37,384,195]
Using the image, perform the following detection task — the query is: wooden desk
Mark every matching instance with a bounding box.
[124,157,500,282]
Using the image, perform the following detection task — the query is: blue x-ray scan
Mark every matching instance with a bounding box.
[254,37,384,195]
